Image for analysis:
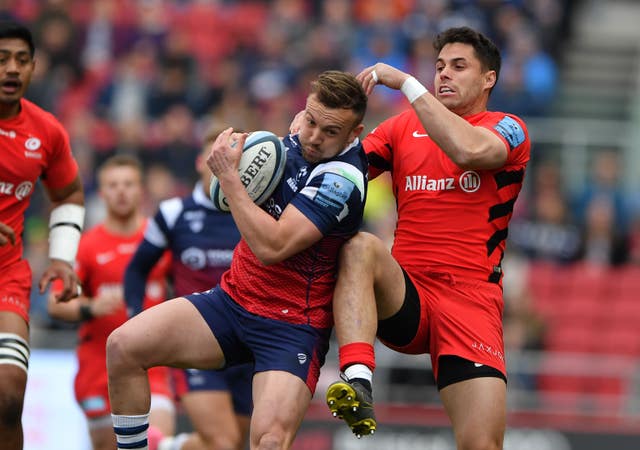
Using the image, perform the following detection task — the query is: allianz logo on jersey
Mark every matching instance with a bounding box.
[0,180,34,200]
[404,170,481,193]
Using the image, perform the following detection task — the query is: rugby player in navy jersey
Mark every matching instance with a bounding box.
[107,70,368,450]
[123,126,251,450]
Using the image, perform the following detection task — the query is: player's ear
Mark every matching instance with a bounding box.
[484,70,497,91]
[349,123,365,142]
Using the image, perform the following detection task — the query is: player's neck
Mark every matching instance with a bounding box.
[104,213,144,236]
[0,99,22,120]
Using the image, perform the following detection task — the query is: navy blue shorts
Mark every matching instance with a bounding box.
[186,286,332,394]
[175,364,254,416]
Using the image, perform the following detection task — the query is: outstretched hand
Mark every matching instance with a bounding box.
[40,259,81,302]
[356,63,411,95]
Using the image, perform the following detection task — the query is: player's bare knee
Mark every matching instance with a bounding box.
[105,327,137,373]
[340,232,380,267]
[0,389,25,428]
[254,431,287,450]
[457,431,503,450]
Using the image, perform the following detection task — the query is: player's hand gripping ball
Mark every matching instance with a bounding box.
[209,131,287,212]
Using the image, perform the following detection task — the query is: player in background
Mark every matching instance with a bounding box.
[0,21,85,450]
[47,155,175,450]
[326,27,531,448]
[124,125,252,450]
[106,70,368,450]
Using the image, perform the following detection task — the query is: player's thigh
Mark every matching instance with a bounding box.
[342,231,406,319]
[439,376,506,449]
[109,297,223,369]
[182,390,241,440]
[250,370,311,447]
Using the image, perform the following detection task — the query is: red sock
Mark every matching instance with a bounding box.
[338,342,376,372]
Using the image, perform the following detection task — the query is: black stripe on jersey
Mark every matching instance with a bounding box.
[486,228,508,257]
[367,147,392,172]
[488,198,516,222]
[494,169,524,189]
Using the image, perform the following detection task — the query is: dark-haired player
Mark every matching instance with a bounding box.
[106,70,369,450]
[327,26,531,449]
[0,21,84,450]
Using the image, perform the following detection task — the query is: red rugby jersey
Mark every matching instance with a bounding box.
[73,221,169,346]
[365,109,530,284]
[0,98,78,270]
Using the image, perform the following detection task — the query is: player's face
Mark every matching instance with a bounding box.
[298,94,364,163]
[0,38,34,106]
[99,166,144,220]
[434,42,496,116]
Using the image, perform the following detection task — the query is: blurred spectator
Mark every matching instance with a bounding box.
[572,149,631,233]
[509,160,581,263]
[577,194,629,267]
[32,4,83,87]
[629,214,640,265]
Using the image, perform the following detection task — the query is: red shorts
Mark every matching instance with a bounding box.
[0,259,32,323]
[381,269,505,380]
[75,343,174,419]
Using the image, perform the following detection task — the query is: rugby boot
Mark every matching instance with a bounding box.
[326,375,376,438]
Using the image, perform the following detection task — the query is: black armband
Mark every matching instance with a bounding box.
[79,304,94,321]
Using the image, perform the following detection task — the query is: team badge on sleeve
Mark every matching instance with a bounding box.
[494,116,525,150]
[314,173,354,217]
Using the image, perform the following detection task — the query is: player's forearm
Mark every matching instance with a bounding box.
[124,246,158,317]
[47,296,92,322]
[221,175,287,265]
[411,92,504,169]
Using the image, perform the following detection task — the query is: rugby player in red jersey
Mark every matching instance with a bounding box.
[48,155,175,450]
[0,21,85,450]
[326,27,531,449]
[106,70,369,450]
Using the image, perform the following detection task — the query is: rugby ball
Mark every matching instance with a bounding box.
[209,130,287,212]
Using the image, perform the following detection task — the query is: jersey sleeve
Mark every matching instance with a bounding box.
[485,114,530,167]
[41,118,79,190]
[290,160,366,234]
[363,118,395,180]
[124,239,166,317]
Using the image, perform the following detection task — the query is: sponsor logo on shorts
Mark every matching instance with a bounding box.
[412,131,429,138]
[297,353,307,365]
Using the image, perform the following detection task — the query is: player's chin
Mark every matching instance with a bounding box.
[301,148,323,163]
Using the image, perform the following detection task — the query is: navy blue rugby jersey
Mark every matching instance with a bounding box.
[221,133,368,328]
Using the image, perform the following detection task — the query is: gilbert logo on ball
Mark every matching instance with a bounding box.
[210,131,287,212]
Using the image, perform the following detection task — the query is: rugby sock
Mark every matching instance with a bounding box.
[339,342,375,393]
[112,413,150,450]
[344,364,373,392]
[338,342,376,373]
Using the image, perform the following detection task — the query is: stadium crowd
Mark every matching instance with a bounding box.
[9,0,640,409]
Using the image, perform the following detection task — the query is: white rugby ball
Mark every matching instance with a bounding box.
[209,130,286,212]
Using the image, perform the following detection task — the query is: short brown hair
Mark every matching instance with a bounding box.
[310,70,368,125]
[98,154,144,184]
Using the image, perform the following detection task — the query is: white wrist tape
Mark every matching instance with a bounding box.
[401,76,428,104]
[49,204,85,264]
